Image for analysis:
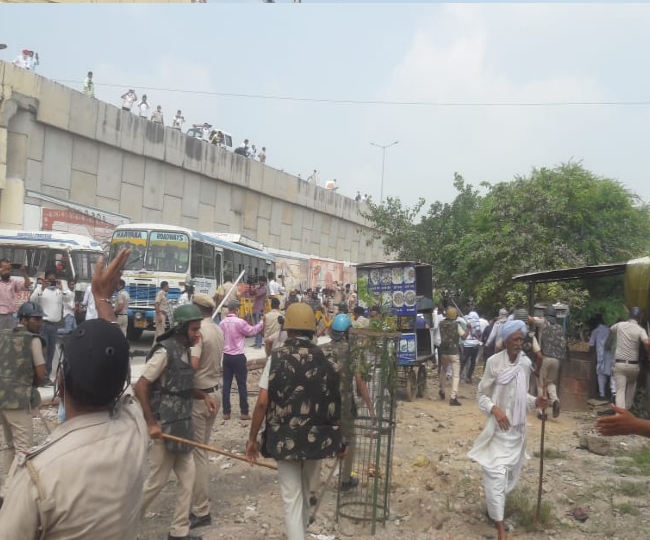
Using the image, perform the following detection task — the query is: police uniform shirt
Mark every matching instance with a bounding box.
[263,310,282,339]
[0,392,149,540]
[190,318,224,389]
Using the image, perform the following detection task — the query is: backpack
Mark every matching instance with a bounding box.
[540,321,568,361]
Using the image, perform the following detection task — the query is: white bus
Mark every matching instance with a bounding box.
[0,229,105,314]
[108,223,275,339]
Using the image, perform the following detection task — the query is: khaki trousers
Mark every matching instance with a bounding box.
[117,314,128,337]
[613,362,640,410]
[191,390,220,517]
[277,460,320,540]
[141,440,195,537]
[0,408,33,496]
[440,354,460,399]
[537,356,560,403]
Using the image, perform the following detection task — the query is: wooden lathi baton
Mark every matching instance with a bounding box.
[161,434,278,471]
[535,381,547,524]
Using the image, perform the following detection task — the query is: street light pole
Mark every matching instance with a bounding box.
[370,140,399,202]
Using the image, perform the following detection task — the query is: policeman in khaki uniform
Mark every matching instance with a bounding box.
[246,303,345,540]
[188,293,224,529]
[135,303,217,540]
[0,249,151,540]
[0,301,46,499]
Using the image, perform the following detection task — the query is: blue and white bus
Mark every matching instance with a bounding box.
[108,223,275,339]
[0,229,105,313]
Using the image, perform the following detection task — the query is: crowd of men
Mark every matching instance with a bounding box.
[2,248,650,540]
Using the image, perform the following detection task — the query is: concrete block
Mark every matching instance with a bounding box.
[68,92,98,139]
[36,79,72,131]
[95,102,122,147]
[27,123,44,162]
[182,173,200,218]
[142,160,165,211]
[329,221,339,248]
[8,110,34,136]
[243,191,260,232]
[248,160,263,192]
[70,170,97,207]
[163,128,185,167]
[281,203,293,226]
[203,144,220,179]
[142,207,163,223]
[321,214,332,235]
[261,168,276,194]
[122,154,145,187]
[71,138,99,175]
[214,215,231,233]
[312,213,322,237]
[143,122,165,160]
[198,203,214,231]
[41,185,69,200]
[164,168,184,198]
[96,146,124,200]
[7,64,42,98]
[6,132,27,179]
[290,207,303,241]
[230,186,246,215]
[268,233,281,250]
[120,183,144,222]
[119,114,144,155]
[258,194,272,220]
[214,183,231,220]
[180,215,199,230]
[183,137,206,174]
[229,212,243,234]
[42,129,73,190]
[0,163,5,192]
[0,129,6,168]
[256,217,270,246]
[270,200,283,231]
[25,159,42,191]
[162,194,182,225]
[95,196,120,214]
[280,224,292,245]
[199,177,217,208]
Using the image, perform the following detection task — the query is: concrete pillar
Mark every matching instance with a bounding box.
[0,177,25,229]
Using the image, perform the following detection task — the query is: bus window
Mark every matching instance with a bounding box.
[215,252,223,285]
[242,255,251,280]
[71,251,104,282]
[0,248,30,275]
[191,241,203,277]
[223,250,234,282]
[203,244,215,278]
[233,252,243,276]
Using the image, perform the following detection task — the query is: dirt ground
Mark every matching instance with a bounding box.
[7,363,650,540]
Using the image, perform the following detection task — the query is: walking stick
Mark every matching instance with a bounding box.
[535,381,547,524]
[161,433,278,471]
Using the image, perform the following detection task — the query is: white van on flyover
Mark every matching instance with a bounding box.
[186,125,233,150]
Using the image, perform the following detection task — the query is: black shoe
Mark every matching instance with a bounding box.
[309,494,317,506]
[449,398,462,406]
[341,476,360,491]
[168,535,202,540]
[189,513,212,529]
[438,389,445,400]
[552,400,561,419]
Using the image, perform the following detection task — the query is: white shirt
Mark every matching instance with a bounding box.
[202,127,211,141]
[83,286,98,320]
[268,279,285,296]
[13,55,30,69]
[30,285,70,323]
[62,289,76,318]
[172,115,185,129]
[138,101,150,117]
[122,92,137,110]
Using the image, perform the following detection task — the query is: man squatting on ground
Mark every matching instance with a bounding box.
[468,319,548,540]
[245,302,347,540]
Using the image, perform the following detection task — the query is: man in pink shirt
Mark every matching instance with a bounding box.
[0,259,32,330]
[219,300,264,420]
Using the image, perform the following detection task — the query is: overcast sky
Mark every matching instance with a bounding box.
[2,3,650,207]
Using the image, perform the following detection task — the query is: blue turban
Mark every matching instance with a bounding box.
[501,319,526,342]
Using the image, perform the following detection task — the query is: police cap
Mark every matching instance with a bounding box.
[62,319,130,407]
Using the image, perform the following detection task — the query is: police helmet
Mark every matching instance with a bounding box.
[514,308,529,322]
[60,319,129,407]
[337,302,348,313]
[173,304,203,327]
[629,307,643,321]
[544,305,557,319]
[283,303,316,332]
[332,313,352,332]
[17,301,44,319]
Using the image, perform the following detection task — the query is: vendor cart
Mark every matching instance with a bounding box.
[356,262,434,402]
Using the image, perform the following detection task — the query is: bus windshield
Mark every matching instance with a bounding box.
[71,251,105,282]
[109,230,148,269]
[146,231,190,273]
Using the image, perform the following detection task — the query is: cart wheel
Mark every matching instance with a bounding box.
[416,365,427,398]
[405,369,417,402]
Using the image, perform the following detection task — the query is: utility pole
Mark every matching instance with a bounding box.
[370,140,399,203]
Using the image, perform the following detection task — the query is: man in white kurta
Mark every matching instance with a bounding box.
[468,320,547,540]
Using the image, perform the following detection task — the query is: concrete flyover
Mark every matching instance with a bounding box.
[0,61,385,263]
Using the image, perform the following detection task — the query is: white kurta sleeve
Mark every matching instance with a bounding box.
[477,359,497,416]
